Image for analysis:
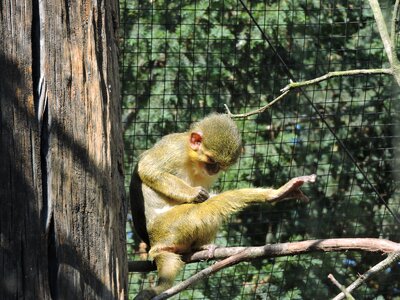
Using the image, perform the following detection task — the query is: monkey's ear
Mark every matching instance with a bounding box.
[190,131,203,150]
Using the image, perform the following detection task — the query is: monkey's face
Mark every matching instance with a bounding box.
[188,114,243,178]
[188,131,227,177]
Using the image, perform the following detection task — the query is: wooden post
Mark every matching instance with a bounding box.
[0,1,127,299]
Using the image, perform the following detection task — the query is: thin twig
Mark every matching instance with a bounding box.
[328,274,355,300]
[224,68,392,118]
[280,69,393,93]
[224,90,290,118]
[332,251,400,300]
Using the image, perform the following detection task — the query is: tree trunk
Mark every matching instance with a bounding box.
[0,1,127,299]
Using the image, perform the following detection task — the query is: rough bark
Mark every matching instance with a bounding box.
[0,1,127,299]
[0,2,50,299]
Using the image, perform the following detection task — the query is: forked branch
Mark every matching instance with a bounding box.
[332,251,400,300]
[130,238,400,299]
[328,274,355,300]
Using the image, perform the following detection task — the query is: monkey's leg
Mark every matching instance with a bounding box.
[200,174,317,220]
[267,174,317,203]
[147,175,316,261]
[134,250,184,300]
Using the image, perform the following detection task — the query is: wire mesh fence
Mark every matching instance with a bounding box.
[120,1,400,299]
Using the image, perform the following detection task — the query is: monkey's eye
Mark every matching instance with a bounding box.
[205,162,220,175]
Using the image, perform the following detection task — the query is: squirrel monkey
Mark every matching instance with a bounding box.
[130,114,316,299]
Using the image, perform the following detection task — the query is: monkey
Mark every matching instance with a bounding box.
[130,114,316,299]
[130,113,243,246]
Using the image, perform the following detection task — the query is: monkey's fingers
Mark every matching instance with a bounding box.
[275,189,309,203]
[286,174,317,188]
[193,187,210,203]
[280,174,316,194]
[272,174,316,203]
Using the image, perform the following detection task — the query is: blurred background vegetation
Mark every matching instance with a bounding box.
[120,0,400,299]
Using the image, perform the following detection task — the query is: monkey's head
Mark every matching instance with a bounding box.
[188,114,243,176]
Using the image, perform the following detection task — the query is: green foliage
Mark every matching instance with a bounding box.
[121,0,400,299]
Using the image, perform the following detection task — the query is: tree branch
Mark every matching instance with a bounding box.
[129,239,400,299]
[369,0,394,64]
[129,238,400,272]
[369,0,400,86]
[332,251,400,300]
[153,250,249,300]
[391,0,400,47]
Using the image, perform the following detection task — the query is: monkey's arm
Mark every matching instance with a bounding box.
[142,170,209,203]
[138,157,209,203]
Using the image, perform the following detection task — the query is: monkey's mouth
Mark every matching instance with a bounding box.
[205,162,220,175]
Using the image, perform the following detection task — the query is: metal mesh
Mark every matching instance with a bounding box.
[121,1,400,299]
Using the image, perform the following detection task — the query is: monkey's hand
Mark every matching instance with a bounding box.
[192,186,210,203]
[271,174,316,203]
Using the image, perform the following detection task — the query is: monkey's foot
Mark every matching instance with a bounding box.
[198,244,219,260]
[273,174,316,203]
[134,288,157,300]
